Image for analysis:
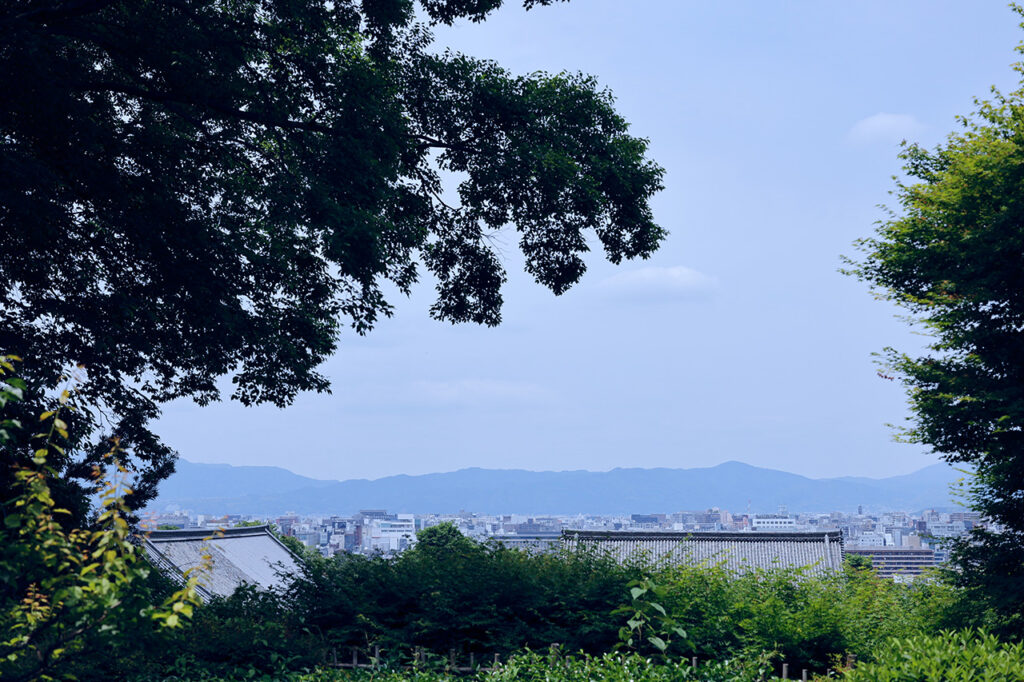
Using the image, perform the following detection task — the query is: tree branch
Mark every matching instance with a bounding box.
[72,80,333,134]
[8,0,116,25]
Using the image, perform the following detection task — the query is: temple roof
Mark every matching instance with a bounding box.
[142,525,300,600]
[562,530,844,576]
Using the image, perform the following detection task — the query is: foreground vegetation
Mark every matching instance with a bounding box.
[4,359,1023,681]
[53,523,1007,681]
[80,635,1024,682]
[196,636,1024,682]
[6,449,1016,682]
[6,1,1024,679]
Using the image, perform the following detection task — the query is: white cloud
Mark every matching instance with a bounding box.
[409,379,552,406]
[847,113,925,145]
[597,265,718,301]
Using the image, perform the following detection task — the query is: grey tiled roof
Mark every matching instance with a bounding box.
[142,525,300,600]
[562,530,844,576]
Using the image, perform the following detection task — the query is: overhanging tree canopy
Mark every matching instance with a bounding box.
[0,0,665,514]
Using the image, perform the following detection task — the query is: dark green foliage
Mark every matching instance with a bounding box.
[942,532,1024,636]
[65,584,325,682]
[169,586,324,678]
[9,515,965,681]
[844,554,872,571]
[130,530,962,680]
[0,0,664,519]
[284,523,639,658]
[56,569,187,682]
[847,12,1024,634]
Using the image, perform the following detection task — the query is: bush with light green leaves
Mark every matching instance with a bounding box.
[0,355,203,682]
[837,630,1024,682]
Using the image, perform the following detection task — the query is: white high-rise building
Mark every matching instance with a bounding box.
[362,514,416,553]
[751,515,796,531]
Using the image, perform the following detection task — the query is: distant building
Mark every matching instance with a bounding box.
[927,521,968,538]
[844,547,938,580]
[275,514,300,536]
[562,530,843,577]
[630,514,664,526]
[515,520,558,534]
[140,513,188,530]
[358,509,394,521]
[850,531,887,547]
[361,514,416,553]
[751,514,796,531]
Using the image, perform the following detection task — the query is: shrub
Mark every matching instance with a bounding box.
[165,585,324,679]
[838,630,1024,681]
[284,524,642,659]
[647,558,961,676]
[485,650,774,682]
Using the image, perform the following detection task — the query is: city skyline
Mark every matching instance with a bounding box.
[145,503,981,583]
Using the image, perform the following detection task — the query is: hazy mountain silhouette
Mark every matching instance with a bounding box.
[154,460,336,500]
[148,459,967,516]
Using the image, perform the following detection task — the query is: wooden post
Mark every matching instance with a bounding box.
[351,648,357,668]
[449,648,456,670]
[782,662,789,679]
[373,645,380,669]
[469,652,475,670]
[691,656,698,668]
[846,653,856,669]
[493,653,500,670]
[802,669,809,681]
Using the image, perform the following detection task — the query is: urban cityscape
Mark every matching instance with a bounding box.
[143,503,994,580]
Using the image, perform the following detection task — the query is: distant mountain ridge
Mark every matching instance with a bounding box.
[148,459,967,516]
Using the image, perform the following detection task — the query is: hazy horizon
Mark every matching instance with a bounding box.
[149,457,965,517]
[175,456,955,485]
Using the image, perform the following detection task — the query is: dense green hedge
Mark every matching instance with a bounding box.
[278,528,959,676]
[283,524,640,659]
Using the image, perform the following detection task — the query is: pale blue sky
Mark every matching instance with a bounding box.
[157,1,1022,481]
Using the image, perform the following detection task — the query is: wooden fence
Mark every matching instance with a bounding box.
[327,646,856,680]
[328,646,503,673]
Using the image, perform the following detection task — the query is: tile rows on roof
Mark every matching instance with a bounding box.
[142,525,300,600]
[562,530,844,576]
